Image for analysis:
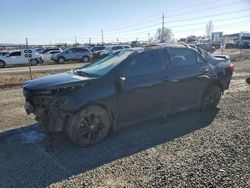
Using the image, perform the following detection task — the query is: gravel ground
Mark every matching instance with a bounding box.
[0,58,249,188]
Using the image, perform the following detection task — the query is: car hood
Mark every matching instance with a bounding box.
[23,71,96,92]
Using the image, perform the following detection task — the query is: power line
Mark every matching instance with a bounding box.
[166,8,250,24]
[98,15,250,37]
[91,8,249,37]
[165,0,244,17]
[102,0,218,30]
[91,0,244,34]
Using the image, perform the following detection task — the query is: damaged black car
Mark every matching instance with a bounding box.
[23,44,234,146]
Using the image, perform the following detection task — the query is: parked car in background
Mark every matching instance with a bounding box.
[39,47,62,54]
[42,50,61,62]
[51,47,92,63]
[23,44,234,146]
[33,48,45,54]
[89,45,105,53]
[0,50,43,68]
[92,45,131,61]
[196,43,215,53]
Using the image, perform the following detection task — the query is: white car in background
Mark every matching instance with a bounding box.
[42,50,61,62]
[92,45,131,61]
[0,50,43,68]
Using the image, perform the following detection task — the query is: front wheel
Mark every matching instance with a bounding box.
[30,59,38,66]
[67,106,111,147]
[0,60,5,68]
[200,85,222,112]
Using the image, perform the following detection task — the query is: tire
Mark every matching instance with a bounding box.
[30,59,38,66]
[67,105,111,147]
[0,60,5,68]
[200,85,222,112]
[57,57,65,64]
[246,77,250,85]
[82,56,90,63]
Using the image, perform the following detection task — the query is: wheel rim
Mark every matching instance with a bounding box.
[204,89,221,109]
[77,112,106,145]
[31,60,37,65]
[83,57,89,62]
[59,58,64,63]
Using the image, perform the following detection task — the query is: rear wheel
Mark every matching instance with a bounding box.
[0,60,5,68]
[30,59,38,66]
[67,106,111,146]
[82,56,90,63]
[200,85,222,111]
[57,57,65,63]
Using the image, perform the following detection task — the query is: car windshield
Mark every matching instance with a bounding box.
[74,50,134,77]
[63,48,70,52]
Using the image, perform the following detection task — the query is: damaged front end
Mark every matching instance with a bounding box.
[23,87,73,133]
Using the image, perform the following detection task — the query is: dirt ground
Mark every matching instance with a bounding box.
[0,54,249,187]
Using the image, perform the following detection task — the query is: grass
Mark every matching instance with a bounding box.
[0,71,57,89]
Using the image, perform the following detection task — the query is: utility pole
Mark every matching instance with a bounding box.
[161,12,165,42]
[75,36,77,44]
[89,37,91,45]
[26,38,32,79]
[101,29,104,44]
[147,33,151,42]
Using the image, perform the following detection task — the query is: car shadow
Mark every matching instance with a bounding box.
[0,108,219,188]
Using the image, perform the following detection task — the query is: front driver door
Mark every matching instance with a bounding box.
[117,49,171,125]
[7,51,24,65]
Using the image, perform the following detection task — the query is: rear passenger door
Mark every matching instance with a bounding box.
[167,48,212,111]
[117,49,171,124]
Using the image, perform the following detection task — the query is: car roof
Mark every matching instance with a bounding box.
[109,43,194,56]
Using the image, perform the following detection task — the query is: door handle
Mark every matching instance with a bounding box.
[201,68,209,73]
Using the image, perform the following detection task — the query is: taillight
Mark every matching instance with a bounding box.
[229,63,234,72]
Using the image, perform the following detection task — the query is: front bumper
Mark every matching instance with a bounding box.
[24,99,71,133]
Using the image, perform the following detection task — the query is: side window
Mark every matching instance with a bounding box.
[9,52,21,56]
[50,51,59,54]
[123,50,165,77]
[196,53,206,64]
[168,48,196,67]
[80,48,89,52]
[71,48,77,53]
[112,46,123,50]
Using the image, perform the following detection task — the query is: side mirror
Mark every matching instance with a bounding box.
[116,76,126,92]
